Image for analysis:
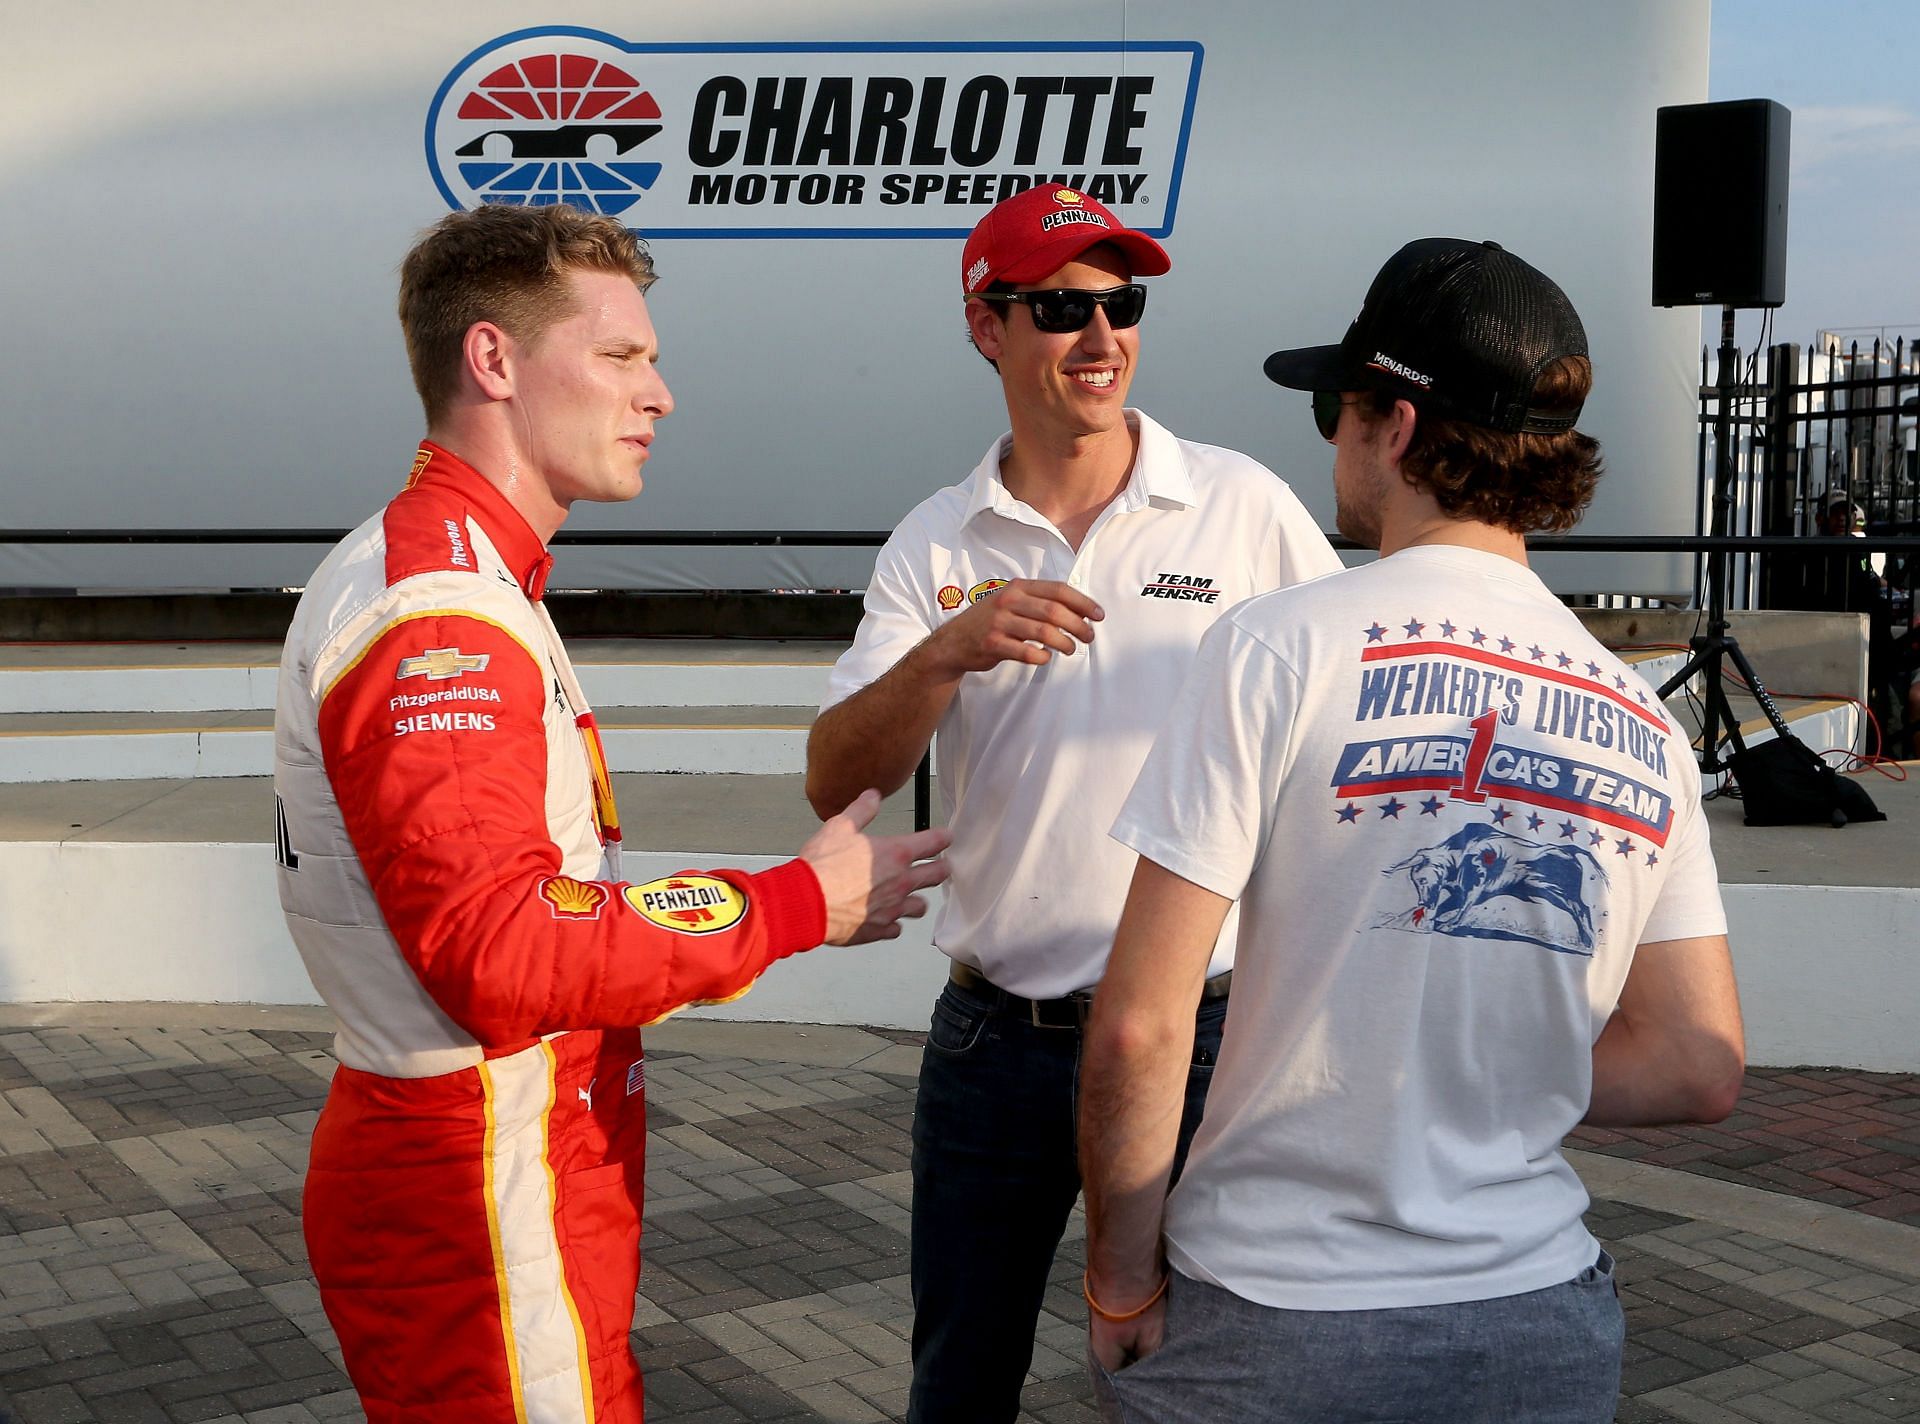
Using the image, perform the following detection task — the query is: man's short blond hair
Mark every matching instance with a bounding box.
[398,204,657,424]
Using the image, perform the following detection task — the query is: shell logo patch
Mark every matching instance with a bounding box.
[540,875,609,920]
[625,875,748,935]
[967,579,1009,605]
[937,584,965,611]
[1054,188,1084,206]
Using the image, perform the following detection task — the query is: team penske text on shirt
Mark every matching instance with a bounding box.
[1141,572,1220,602]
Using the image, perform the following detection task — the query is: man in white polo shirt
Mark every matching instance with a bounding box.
[806,183,1339,1422]
[1079,238,1745,1422]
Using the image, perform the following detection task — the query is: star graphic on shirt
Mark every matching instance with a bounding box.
[1490,804,1513,825]
[1419,796,1444,817]
[1498,635,1516,654]
[1645,850,1660,866]
[1556,650,1574,668]
[1558,820,1579,839]
[1588,829,1605,847]
[1614,836,1636,857]
[1638,690,1651,706]
[1379,797,1405,820]
[1529,644,1547,662]
[1402,617,1426,639]
[1586,660,1604,678]
[1335,802,1363,824]
[1469,627,1487,646]
[1526,812,1545,831]
[1614,674,1628,691]
[1438,619,1458,639]
[1364,622,1388,643]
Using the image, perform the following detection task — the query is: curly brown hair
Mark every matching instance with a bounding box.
[398,204,657,425]
[1358,356,1603,534]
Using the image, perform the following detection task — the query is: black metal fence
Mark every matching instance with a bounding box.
[1702,334,1918,745]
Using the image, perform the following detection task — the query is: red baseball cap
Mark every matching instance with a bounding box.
[960,183,1170,295]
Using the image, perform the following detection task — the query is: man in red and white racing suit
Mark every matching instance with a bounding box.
[274,204,946,1423]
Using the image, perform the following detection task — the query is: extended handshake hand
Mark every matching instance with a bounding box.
[799,788,953,945]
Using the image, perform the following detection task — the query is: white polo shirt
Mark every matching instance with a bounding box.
[823,409,1340,998]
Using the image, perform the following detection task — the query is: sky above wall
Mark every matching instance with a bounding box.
[1711,0,1920,353]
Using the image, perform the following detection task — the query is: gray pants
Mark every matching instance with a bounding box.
[1092,1253,1624,1423]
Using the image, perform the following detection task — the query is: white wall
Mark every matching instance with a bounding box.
[2,0,1707,596]
[0,839,1912,1071]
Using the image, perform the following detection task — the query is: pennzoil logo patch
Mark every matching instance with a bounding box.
[398,647,491,681]
[540,875,609,920]
[936,584,965,611]
[625,875,748,935]
[967,579,1008,605]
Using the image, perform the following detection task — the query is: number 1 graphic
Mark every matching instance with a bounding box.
[1451,708,1499,803]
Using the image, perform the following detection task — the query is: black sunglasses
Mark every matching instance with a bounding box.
[975,284,1147,334]
[1312,390,1363,441]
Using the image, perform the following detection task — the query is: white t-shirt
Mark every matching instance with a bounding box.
[1113,545,1727,1309]
[824,410,1341,998]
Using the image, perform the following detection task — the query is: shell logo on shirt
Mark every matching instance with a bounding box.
[967,579,1009,604]
[540,875,609,920]
[625,875,748,935]
[937,584,965,611]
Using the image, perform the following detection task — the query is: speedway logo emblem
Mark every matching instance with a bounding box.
[427,29,1202,237]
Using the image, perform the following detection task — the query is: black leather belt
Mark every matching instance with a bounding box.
[947,962,1232,1029]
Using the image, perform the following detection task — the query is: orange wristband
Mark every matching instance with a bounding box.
[1083,1268,1169,1323]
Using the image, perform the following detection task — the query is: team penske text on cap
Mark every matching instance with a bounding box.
[1262,238,1589,434]
[961,182,1171,294]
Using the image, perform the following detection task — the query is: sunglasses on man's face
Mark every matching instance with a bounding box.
[977,284,1148,334]
[1312,390,1362,442]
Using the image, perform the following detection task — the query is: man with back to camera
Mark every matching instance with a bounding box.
[272,203,949,1423]
[804,183,1341,1422]
[1078,238,1745,1423]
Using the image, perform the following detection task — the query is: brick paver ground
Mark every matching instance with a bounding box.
[1571,1068,1920,1230]
[2,1013,1918,1423]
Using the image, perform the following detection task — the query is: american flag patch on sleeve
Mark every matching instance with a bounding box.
[626,1058,646,1097]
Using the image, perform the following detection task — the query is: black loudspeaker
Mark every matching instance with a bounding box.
[1652,98,1789,308]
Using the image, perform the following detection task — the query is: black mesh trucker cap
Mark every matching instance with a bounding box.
[1263,238,1589,434]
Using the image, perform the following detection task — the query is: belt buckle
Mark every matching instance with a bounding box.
[1031,992,1093,1029]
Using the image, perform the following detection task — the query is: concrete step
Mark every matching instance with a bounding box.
[0,640,842,714]
[0,705,819,782]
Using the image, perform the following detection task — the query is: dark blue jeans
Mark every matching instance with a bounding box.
[906,976,1227,1424]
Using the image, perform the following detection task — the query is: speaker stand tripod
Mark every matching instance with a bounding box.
[1655,306,1794,775]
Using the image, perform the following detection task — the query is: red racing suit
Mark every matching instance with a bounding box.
[273,443,825,1422]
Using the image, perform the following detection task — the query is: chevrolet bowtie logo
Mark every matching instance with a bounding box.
[397,648,491,681]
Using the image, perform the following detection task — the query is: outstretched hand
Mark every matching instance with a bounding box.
[922,578,1103,675]
[799,789,952,945]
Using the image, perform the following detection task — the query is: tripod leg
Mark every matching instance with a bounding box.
[1722,638,1795,743]
[1656,647,1711,701]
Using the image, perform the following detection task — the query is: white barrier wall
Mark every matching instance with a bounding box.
[0,840,1913,1071]
[3,0,1707,596]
